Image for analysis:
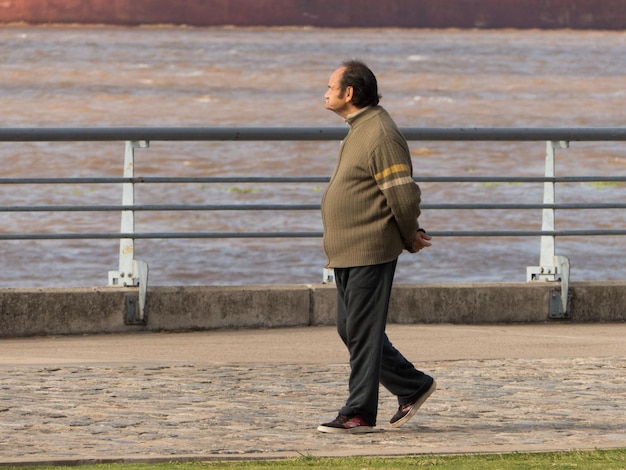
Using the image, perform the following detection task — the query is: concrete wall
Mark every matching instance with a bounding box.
[1,281,624,337]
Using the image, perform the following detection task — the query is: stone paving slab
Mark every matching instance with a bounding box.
[0,325,625,466]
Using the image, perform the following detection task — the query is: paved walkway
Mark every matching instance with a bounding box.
[1,323,625,466]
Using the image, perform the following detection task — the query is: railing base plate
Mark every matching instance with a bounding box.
[124,295,147,325]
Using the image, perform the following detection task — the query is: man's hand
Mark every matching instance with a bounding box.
[411,230,432,253]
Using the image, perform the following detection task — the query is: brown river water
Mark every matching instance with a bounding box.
[1,26,625,287]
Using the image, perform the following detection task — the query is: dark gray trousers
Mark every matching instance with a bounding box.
[335,260,430,426]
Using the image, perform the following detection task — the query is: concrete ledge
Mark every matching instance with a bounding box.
[389,283,553,324]
[0,281,624,337]
[146,286,311,331]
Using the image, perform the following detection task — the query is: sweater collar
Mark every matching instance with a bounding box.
[345,106,372,125]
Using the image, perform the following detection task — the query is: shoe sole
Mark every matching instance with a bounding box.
[390,378,437,428]
[317,424,376,434]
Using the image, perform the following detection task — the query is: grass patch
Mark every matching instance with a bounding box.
[7,449,626,469]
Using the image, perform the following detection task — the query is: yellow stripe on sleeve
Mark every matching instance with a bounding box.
[374,164,411,182]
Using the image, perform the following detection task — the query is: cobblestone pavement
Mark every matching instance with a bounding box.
[0,325,625,465]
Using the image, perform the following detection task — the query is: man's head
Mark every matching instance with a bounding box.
[325,60,380,118]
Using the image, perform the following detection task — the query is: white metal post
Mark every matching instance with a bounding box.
[108,141,150,323]
[118,140,138,283]
[539,140,559,274]
[527,141,570,318]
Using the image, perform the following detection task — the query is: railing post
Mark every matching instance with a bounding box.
[108,140,150,324]
[322,268,335,284]
[527,141,570,319]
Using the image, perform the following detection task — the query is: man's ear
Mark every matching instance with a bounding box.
[345,85,354,102]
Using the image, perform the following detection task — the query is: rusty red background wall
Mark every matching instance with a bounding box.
[0,0,625,29]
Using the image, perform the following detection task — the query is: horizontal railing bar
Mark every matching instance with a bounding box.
[1,176,625,185]
[0,204,321,212]
[0,232,324,240]
[427,203,626,210]
[0,176,332,184]
[0,127,347,142]
[430,230,626,237]
[2,127,626,142]
[2,229,626,240]
[417,176,626,183]
[4,202,626,212]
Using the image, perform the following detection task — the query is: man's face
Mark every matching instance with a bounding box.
[324,67,352,118]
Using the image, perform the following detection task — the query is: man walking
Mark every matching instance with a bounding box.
[318,60,436,434]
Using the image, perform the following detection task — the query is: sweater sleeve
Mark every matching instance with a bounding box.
[370,138,422,251]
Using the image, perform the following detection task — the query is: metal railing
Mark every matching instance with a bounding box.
[2,127,626,321]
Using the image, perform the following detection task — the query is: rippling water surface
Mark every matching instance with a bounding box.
[1,26,625,287]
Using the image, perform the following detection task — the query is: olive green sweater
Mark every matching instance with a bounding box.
[321,106,422,268]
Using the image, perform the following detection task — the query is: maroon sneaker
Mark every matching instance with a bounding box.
[317,414,375,434]
[390,378,437,428]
